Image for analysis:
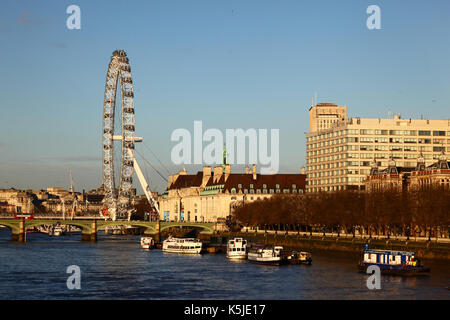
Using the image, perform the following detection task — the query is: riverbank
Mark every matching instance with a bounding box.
[198,231,450,261]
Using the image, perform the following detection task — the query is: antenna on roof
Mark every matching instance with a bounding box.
[314,92,318,106]
[388,109,392,118]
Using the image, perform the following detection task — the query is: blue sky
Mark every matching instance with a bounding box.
[0,0,449,193]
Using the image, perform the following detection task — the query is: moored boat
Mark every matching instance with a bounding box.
[162,236,202,254]
[226,238,247,260]
[247,245,285,265]
[285,251,312,265]
[52,226,63,236]
[358,245,430,276]
[140,236,154,250]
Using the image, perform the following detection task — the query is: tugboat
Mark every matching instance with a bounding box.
[140,236,154,250]
[247,245,285,266]
[226,238,247,260]
[162,236,202,254]
[358,244,430,276]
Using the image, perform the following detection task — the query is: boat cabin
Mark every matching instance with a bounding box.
[363,249,418,266]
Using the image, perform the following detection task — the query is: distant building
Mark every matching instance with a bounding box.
[158,164,306,223]
[365,152,450,192]
[306,103,450,192]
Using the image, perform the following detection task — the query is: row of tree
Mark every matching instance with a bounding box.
[233,185,450,239]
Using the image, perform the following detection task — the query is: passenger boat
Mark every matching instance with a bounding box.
[226,238,247,260]
[140,236,154,250]
[358,245,430,276]
[247,245,285,265]
[285,251,312,265]
[162,236,202,254]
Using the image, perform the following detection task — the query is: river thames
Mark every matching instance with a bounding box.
[0,229,448,300]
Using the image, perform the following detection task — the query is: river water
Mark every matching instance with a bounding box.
[0,228,448,300]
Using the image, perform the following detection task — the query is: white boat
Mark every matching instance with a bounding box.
[162,236,202,254]
[226,238,247,260]
[140,236,154,250]
[53,226,63,236]
[247,245,284,265]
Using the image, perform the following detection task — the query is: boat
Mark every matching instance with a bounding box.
[162,236,202,254]
[52,226,63,236]
[285,251,312,265]
[357,245,430,276]
[247,245,285,265]
[226,238,247,260]
[140,236,154,250]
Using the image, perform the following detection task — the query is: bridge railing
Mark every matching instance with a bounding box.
[0,212,104,220]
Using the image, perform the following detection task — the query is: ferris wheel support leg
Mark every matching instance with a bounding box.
[127,149,160,215]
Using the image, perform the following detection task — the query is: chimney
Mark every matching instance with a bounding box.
[245,165,249,174]
[224,164,231,181]
[213,166,223,183]
[202,166,211,187]
[252,164,257,180]
[179,168,187,175]
[301,166,305,174]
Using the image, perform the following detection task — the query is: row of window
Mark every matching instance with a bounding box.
[308,145,447,156]
[308,151,446,163]
[307,137,450,148]
[307,130,450,142]
[230,188,303,194]
[307,177,366,185]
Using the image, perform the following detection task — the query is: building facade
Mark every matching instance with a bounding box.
[306,103,450,192]
[365,153,450,192]
[158,164,306,223]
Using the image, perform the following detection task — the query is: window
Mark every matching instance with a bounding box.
[419,131,431,136]
[433,131,445,136]
[375,129,388,135]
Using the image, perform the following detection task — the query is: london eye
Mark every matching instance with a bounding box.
[102,50,136,220]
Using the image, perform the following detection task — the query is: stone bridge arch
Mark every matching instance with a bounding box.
[0,221,19,234]
[96,221,158,234]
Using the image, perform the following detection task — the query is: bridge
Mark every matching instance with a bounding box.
[0,217,216,242]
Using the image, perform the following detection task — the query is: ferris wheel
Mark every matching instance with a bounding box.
[101,50,160,221]
[102,50,136,220]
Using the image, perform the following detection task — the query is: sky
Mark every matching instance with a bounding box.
[0,0,449,193]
